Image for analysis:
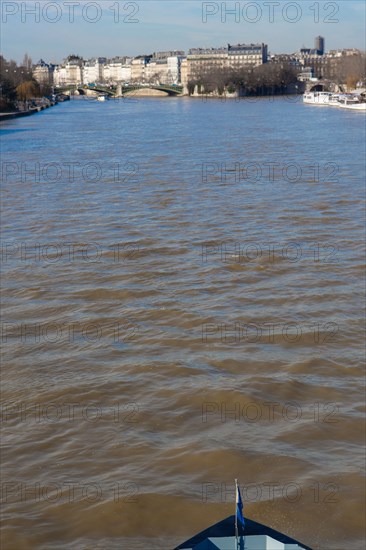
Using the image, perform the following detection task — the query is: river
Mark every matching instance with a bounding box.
[1,96,365,549]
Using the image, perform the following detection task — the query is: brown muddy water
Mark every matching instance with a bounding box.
[1,97,365,549]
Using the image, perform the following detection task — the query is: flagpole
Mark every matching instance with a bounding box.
[235,479,238,550]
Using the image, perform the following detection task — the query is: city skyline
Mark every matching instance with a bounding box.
[1,0,365,64]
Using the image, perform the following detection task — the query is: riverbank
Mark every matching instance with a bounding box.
[0,109,41,120]
[0,96,69,121]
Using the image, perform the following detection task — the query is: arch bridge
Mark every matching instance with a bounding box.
[115,84,183,97]
[60,85,183,97]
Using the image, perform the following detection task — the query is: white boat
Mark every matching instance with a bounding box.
[303,91,332,105]
[337,96,366,110]
[328,93,346,106]
[97,95,107,102]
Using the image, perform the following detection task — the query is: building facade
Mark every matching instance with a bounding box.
[54,56,83,87]
[33,59,55,86]
[183,43,268,88]
[145,52,185,85]
[129,52,185,85]
[130,57,151,83]
[103,57,132,84]
[82,58,106,85]
[227,43,268,68]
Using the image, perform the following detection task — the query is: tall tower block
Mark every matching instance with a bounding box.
[315,36,325,55]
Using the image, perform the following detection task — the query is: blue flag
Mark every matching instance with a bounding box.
[236,484,245,527]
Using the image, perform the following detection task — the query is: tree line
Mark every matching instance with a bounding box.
[187,62,300,96]
[324,53,366,89]
[0,54,43,112]
[187,53,366,95]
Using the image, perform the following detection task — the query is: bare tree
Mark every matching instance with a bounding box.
[324,53,366,87]
[22,53,33,71]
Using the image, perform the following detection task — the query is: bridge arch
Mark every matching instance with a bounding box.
[124,88,169,97]
[309,83,328,92]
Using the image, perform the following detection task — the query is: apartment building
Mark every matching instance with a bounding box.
[145,52,185,85]
[227,43,268,68]
[82,58,107,85]
[183,43,268,87]
[130,57,151,83]
[53,56,83,87]
[129,52,185,85]
[101,57,132,84]
[33,59,55,86]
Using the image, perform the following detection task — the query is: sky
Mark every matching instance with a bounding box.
[1,0,365,64]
